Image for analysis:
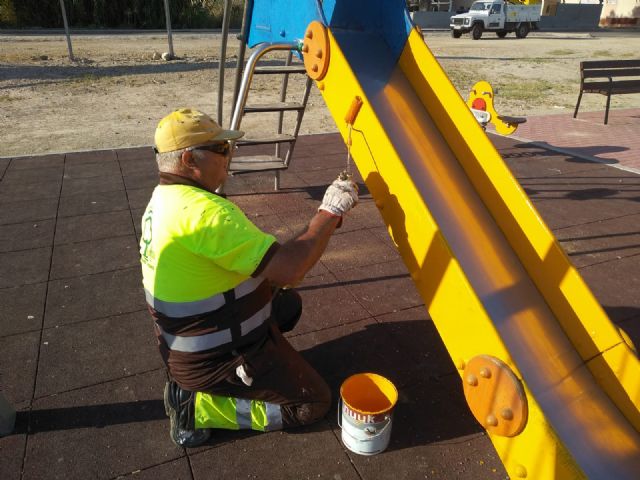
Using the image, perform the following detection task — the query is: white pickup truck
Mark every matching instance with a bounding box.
[450,0,541,40]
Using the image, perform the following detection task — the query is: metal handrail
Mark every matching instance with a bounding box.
[229,42,301,132]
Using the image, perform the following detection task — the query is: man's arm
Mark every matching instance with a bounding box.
[260,176,358,287]
[261,211,340,287]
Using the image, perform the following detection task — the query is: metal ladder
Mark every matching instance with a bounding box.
[218,1,312,191]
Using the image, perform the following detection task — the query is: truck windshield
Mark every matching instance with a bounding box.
[469,2,493,11]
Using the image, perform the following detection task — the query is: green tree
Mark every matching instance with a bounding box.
[0,0,17,27]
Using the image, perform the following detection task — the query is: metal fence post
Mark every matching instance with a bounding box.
[217,0,233,126]
[163,0,175,59]
[58,0,74,61]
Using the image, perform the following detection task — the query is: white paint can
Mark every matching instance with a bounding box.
[339,373,398,456]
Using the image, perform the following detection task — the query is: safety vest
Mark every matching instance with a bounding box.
[140,184,278,391]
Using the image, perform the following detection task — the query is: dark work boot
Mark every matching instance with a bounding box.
[163,381,211,448]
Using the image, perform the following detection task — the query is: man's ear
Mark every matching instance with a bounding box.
[180,150,197,171]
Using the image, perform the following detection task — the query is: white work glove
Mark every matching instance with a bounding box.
[319,176,359,217]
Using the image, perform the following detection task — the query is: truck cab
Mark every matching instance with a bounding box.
[450,0,540,40]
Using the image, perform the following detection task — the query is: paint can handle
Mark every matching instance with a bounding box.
[337,397,343,428]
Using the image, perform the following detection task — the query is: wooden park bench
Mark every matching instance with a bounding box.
[573,59,640,125]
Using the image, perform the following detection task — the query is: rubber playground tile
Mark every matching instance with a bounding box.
[24,370,181,480]
[261,187,323,214]
[50,234,139,280]
[116,146,154,163]
[123,172,160,191]
[0,219,55,253]
[126,187,154,210]
[331,260,422,317]
[488,132,518,150]
[0,157,9,178]
[293,272,371,336]
[1,165,64,185]
[63,160,122,180]
[54,210,135,245]
[342,201,387,232]
[0,198,58,226]
[227,192,278,217]
[35,310,161,398]
[369,224,407,253]
[502,147,603,178]
[288,317,425,391]
[60,174,125,197]
[554,214,640,268]
[119,157,157,177]
[373,306,460,379]
[45,267,145,328]
[5,153,64,171]
[531,195,640,231]
[64,149,118,165]
[0,178,61,203]
[57,189,130,218]
[245,212,294,243]
[112,458,193,480]
[291,139,349,161]
[519,165,640,200]
[0,247,51,288]
[333,377,506,480]
[189,422,359,480]
[0,330,40,404]
[0,282,47,337]
[289,151,350,174]
[0,432,26,480]
[321,228,400,273]
[271,206,320,235]
[580,254,640,324]
[239,170,312,195]
[131,207,145,238]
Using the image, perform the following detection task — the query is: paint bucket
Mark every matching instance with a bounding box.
[339,373,398,456]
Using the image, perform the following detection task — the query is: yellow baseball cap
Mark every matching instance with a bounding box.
[154,108,244,153]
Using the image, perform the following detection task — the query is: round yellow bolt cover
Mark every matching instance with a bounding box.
[462,355,528,437]
[302,21,330,81]
[514,464,527,478]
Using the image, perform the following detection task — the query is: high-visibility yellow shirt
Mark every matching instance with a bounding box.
[140,184,276,303]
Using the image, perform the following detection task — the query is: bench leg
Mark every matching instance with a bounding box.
[573,91,583,118]
[604,91,611,125]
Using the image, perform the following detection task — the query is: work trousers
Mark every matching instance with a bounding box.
[191,289,331,431]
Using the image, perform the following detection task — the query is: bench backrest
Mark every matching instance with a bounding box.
[580,60,640,80]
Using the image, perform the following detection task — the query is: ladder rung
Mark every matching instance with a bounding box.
[254,65,307,74]
[229,155,288,174]
[244,102,305,113]
[237,134,295,146]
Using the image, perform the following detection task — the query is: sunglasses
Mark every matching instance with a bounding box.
[188,143,231,155]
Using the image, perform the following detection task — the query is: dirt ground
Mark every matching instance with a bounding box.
[1,30,640,157]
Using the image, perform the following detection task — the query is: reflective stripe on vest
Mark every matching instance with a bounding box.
[145,277,264,318]
[157,302,271,353]
[195,393,283,432]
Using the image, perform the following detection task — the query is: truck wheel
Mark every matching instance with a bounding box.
[471,23,483,40]
[496,30,508,38]
[451,30,462,38]
[515,23,530,38]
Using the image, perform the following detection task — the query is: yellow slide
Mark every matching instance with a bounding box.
[309,23,640,480]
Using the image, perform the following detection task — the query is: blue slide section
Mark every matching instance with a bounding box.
[246,0,414,65]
